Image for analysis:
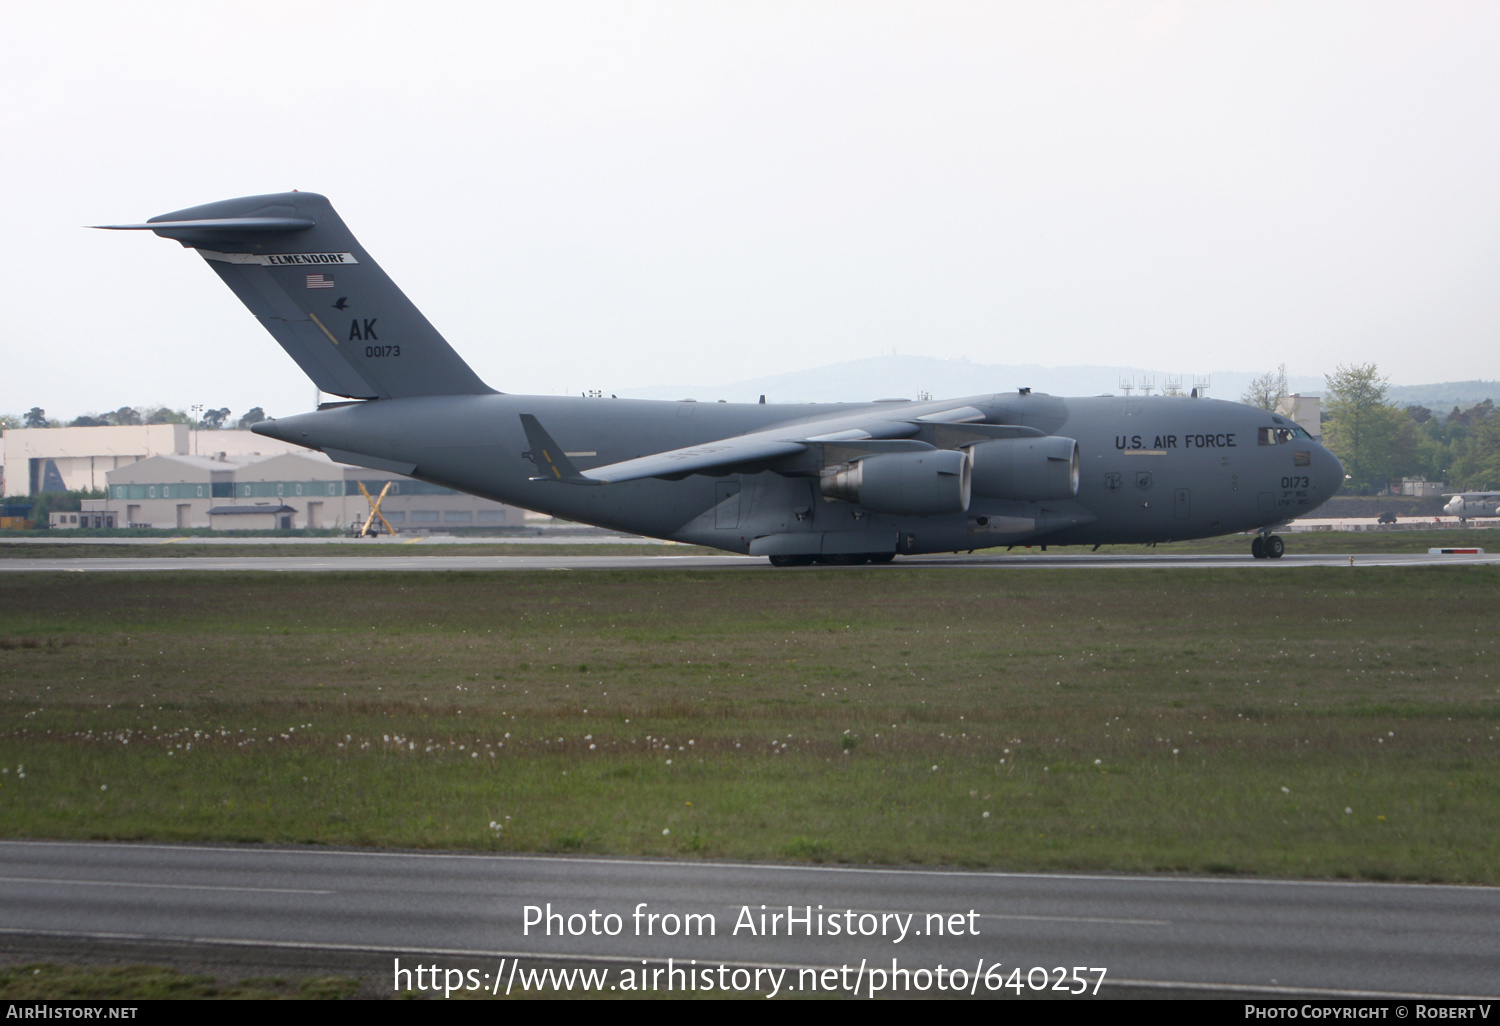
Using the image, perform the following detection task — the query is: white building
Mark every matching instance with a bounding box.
[2,425,303,497]
[104,450,521,530]
[207,503,299,530]
[49,503,119,529]
[106,452,251,528]
[1275,394,1322,441]
[1396,478,1445,498]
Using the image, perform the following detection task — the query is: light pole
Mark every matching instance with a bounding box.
[190,404,203,455]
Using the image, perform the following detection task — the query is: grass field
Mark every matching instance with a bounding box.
[0,527,1492,560]
[0,962,359,1000]
[2,566,1496,881]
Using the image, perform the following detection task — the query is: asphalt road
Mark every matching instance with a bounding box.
[1,841,1496,999]
[0,551,1494,572]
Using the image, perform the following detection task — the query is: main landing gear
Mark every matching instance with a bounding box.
[1251,534,1285,559]
[768,553,897,567]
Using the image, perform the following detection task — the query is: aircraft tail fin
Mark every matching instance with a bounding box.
[95,193,494,400]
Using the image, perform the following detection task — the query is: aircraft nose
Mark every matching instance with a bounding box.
[1314,445,1343,502]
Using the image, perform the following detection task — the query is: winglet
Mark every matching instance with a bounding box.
[519,414,600,485]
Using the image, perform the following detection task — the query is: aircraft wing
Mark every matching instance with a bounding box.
[582,434,810,483]
[559,403,1023,484]
[580,419,929,483]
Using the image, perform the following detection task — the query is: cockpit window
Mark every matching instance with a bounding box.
[1258,426,1299,445]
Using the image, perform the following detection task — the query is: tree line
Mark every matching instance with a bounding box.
[1243,363,1498,494]
[1,406,268,432]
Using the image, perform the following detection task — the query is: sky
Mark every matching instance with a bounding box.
[3,1,1498,421]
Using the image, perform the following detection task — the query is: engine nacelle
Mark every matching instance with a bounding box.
[820,449,971,515]
[968,435,1079,500]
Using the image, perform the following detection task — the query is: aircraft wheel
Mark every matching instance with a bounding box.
[1251,536,1266,559]
[1266,535,1285,559]
[867,553,896,564]
[768,554,813,567]
[825,553,868,565]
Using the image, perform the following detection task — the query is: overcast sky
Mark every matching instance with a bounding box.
[3,1,1497,420]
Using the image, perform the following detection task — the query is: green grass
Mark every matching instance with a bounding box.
[2,567,1497,880]
[0,528,1492,559]
[0,962,359,999]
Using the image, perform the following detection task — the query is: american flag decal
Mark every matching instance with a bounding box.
[306,274,336,289]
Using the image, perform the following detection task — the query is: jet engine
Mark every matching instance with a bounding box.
[967,435,1079,501]
[819,449,971,515]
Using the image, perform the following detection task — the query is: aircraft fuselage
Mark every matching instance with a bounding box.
[255,390,1342,555]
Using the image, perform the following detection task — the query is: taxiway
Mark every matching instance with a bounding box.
[0,841,1495,998]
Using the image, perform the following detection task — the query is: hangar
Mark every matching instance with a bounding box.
[1,425,303,496]
[5,424,522,531]
[100,450,521,531]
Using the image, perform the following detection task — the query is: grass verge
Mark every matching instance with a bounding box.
[0,962,358,999]
[2,567,1497,880]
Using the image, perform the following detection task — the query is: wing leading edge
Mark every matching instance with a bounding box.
[524,404,1045,485]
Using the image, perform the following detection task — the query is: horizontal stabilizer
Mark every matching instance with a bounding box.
[520,414,600,485]
[92,218,315,232]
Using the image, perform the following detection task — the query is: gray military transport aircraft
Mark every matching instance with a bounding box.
[1444,492,1500,521]
[99,192,1343,564]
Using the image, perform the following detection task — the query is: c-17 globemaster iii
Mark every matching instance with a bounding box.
[98,192,1342,564]
[1443,492,1500,521]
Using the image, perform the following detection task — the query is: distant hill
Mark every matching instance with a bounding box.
[1386,381,1498,410]
[617,356,1324,405]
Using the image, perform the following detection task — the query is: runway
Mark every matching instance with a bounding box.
[0,551,1495,572]
[1,840,1496,999]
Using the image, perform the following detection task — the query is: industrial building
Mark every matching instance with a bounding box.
[1274,394,1322,441]
[1,425,303,496]
[6,423,523,531]
[100,449,520,530]
[48,506,118,529]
